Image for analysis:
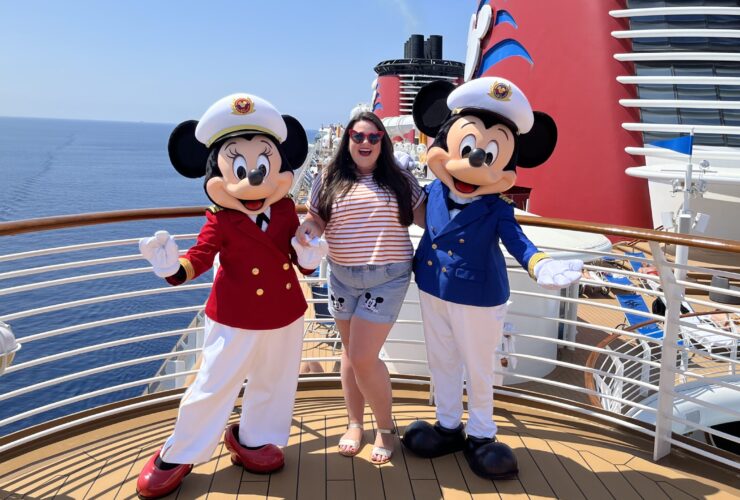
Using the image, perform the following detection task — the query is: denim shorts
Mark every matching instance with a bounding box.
[327,260,412,324]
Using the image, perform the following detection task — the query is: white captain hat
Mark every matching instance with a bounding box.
[194,93,288,147]
[447,77,534,134]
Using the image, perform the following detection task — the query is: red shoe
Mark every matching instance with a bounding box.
[136,449,193,499]
[224,424,284,473]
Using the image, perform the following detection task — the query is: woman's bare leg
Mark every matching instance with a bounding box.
[347,316,395,460]
[337,318,365,453]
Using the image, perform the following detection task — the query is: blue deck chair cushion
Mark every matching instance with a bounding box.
[616,294,664,339]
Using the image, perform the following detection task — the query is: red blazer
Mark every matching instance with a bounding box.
[173,198,311,330]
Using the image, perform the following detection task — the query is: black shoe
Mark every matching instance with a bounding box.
[463,436,518,480]
[401,421,466,458]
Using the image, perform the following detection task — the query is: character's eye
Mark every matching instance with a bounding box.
[459,134,476,158]
[233,155,247,180]
[256,154,270,177]
[484,141,499,166]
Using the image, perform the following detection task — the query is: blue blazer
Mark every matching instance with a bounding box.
[413,180,545,307]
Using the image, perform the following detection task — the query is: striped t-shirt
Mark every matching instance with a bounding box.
[308,170,425,265]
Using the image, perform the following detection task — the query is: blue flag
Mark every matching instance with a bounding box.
[648,135,693,155]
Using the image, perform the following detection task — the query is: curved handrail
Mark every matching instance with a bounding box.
[2,206,740,253]
[514,215,740,253]
[0,207,207,236]
[584,308,740,407]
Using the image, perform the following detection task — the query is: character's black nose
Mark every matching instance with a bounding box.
[469,148,486,168]
[247,168,264,186]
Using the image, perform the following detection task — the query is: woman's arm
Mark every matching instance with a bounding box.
[295,212,326,245]
[405,169,427,229]
[412,199,426,228]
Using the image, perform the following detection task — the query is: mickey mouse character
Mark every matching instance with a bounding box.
[363,292,385,314]
[330,293,345,312]
[401,77,582,480]
[136,94,324,499]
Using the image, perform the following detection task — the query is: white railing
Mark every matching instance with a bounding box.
[622,123,740,135]
[619,100,740,110]
[0,210,738,469]
[610,7,740,18]
[617,76,740,85]
[614,52,740,62]
[612,29,740,40]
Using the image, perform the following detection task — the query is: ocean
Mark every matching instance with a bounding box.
[0,116,317,436]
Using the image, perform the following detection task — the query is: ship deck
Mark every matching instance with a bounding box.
[1,386,738,500]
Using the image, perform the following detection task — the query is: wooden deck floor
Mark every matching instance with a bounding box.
[2,389,738,499]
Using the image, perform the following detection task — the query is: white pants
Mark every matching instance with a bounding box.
[160,315,304,464]
[419,290,507,439]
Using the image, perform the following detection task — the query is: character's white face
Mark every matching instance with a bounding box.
[206,135,293,215]
[427,116,517,198]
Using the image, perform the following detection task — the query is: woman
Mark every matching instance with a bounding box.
[296,111,424,464]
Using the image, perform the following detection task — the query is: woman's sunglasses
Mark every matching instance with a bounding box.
[349,129,384,145]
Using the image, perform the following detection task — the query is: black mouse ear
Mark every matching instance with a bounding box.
[413,80,456,137]
[281,115,309,170]
[517,112,558,168]
[168,120,210,178]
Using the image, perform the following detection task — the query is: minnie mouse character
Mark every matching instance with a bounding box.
[401,77,582,480]
[136,94,324,499]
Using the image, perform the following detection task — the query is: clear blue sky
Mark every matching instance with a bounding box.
[0,1,472,130]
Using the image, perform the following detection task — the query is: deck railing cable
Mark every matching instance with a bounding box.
[0,207,738,468]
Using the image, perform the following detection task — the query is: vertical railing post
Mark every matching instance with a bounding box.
[731,321,738,377]
[615,361,624,414]
[648,241,682,461]
[563,283,579,351]
[639,340,651,397]
[319,258,328,280]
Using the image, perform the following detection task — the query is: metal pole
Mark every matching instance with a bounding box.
[674,161,693,281]
[674,131,695,281]
[649,241,683,461]
[564,283,578,351]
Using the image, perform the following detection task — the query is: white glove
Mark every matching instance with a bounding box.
[534,258,583,290]
[0,321,18,357]
[139,230,181,278]
[393,151,414,171]
[291,236,328,270]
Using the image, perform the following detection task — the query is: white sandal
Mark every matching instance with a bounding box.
[338,422,364,457]
[371,427,396,465]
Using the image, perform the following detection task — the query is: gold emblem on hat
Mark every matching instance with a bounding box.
[489,82,512,101]
[232,97,255,115]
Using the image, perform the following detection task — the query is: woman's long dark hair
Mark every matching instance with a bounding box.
[315,111,414,226]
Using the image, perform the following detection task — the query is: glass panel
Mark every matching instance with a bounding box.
[709,38,740,52]
[707,15,740,30]
[631,17,667,30]
[635,63,673,76]
[633,38,672,52]
[718,86,740,102]
[643,131,677,144]
[715,63,740,78]
[641,107,680,124]
[673,64,714,77]
[679,108,722,126]
[694,134,726,147]
[723,110,740,127]
[726,135,740,147]
[628,1,666,8]
[638,85,676,100]
[676,85,718,101]
[666,15,706,29]
[670,37,711,51]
